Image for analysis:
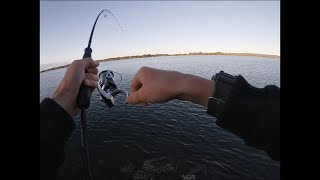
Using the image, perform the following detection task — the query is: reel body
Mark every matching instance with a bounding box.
[97,70,127,108]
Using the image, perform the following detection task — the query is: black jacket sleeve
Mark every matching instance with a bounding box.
[40,98,76,180]
[211,75,280,162]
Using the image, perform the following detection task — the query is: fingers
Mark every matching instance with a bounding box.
[130,79,142,93]
[72,58,99,72]
[141,102,149,106]
[129,66,149,93]
[127,88,146,105]
[83,73,99,88]
[82,57,99,69]
[127,91,140,104]
[128,67,155,105]
[86,67,98,75]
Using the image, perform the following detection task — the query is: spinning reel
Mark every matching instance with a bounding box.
[97,70,128,108]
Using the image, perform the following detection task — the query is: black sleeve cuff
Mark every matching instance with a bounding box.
[214,75,266,139]
[208,75,280,161]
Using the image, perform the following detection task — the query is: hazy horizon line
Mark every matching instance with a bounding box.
[40,51,280,73]
[40,51,280,66]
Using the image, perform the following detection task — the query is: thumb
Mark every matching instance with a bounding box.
[127,89,145,105]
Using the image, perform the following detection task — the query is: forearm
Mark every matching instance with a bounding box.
[178,73,214,107]
[40,98,76,179]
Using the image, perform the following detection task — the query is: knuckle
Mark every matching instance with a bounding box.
[140,66,149,73]
[72,60,80,64]
[72,60,82,68]
[140,66,147,70]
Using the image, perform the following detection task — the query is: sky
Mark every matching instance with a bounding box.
[40,1,280,65]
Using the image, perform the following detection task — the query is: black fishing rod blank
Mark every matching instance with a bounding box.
[76,9,123,180]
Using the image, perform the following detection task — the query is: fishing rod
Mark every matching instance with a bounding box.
[76,9,123,180]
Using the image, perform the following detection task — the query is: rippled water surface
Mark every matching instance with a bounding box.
[40,55,280,179]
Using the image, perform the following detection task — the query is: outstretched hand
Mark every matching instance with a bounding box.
[127,67,215,107]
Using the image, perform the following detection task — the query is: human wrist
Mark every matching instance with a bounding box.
[178,73,215,107]
[50,88,77,117]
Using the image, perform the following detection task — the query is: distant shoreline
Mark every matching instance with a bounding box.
[40,52,280,73]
